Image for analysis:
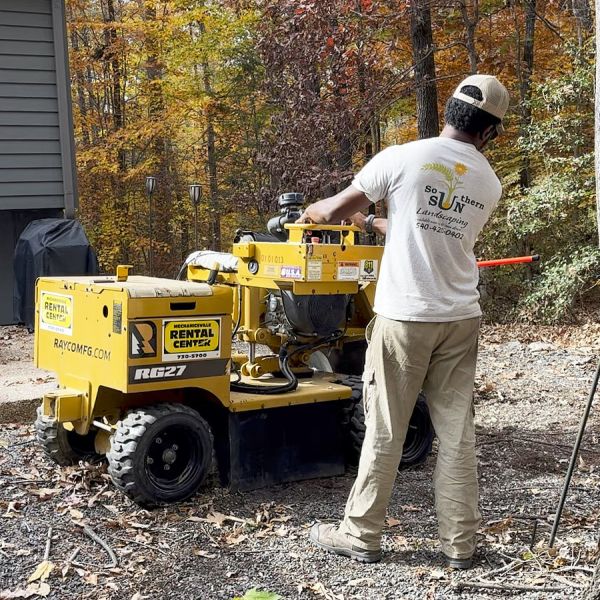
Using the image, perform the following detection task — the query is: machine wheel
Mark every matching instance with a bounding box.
[341,377,434,469]
[35,406,100,466]
[328,340,368,376]
[107,403,214,507]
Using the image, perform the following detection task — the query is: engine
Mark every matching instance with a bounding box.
[264,290,349,339]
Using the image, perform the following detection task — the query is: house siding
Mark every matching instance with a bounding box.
[0,0,77,323]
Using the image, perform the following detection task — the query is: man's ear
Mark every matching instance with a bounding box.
[476,125,496,149]
[481,125,496,142]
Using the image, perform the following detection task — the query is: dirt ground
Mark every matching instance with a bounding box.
[2,324,600,599]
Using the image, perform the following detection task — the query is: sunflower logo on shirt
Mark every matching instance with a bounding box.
[421,162,468,209]
[421,162,469,210]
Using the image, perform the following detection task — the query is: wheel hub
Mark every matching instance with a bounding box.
[162,448,177,465]
[144,424,202,489]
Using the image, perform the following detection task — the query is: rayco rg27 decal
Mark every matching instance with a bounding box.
[129,321,157,358]
[40,292,73,336]
[162,318,221,362]
[131,364,187,381]
[128,359,229,384]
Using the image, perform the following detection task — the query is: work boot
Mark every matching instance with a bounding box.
[309,523,382,563]
[444,554,473,570]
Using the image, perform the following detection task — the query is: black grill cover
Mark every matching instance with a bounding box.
[13,219,98,329]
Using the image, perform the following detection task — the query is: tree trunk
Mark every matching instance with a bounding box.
[105,0,125,171]
[69,23,90,147]
[145,3,172,275]
[512,0,536,279]
[573,0,593,48]
[458,0,479,74]
[595,0,600,245]
[409,0,439,139]
[518,0,536,191]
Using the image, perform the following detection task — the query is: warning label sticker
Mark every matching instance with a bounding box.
[162,318,221,362]
[307,260,323,281]
[337,261,360,281]
[40,292,73,336]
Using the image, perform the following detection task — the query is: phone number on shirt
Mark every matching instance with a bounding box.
[416,222,464,240]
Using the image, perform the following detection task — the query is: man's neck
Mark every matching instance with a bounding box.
[439,125,481,149]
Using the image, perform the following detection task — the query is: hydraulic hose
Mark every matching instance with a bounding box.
[231,286,243,340]
[229,347,298,395]
[229,330,345,396]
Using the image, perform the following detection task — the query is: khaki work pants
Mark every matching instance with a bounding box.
[338,315,481,559]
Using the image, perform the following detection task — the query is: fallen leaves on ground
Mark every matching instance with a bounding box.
[26,562,53,583]
[0,583,51,599]
[297,581,342,600]
[232,589,282,600]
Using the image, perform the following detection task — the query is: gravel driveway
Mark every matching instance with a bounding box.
[1,324,600,599]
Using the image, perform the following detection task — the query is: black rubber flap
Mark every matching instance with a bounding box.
[227,401,346,491]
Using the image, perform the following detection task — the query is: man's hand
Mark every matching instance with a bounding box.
[295,185,371,225]
[349,212,367,231]
[296,210,313,224]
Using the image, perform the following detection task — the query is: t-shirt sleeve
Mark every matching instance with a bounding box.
[352,146,401,203]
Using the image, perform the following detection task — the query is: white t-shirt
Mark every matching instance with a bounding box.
[352,137,502,322]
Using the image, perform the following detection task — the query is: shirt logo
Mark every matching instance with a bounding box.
[422,162,484,212]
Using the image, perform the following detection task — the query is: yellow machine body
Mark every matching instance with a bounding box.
[32,222,430,499]
[35,275,233,431]
[186,224,381,375]
[230,224,383,295]
[34,253,359,428]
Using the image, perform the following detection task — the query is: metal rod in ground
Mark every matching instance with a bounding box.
[43,526,52,561]
[549,359,600,548]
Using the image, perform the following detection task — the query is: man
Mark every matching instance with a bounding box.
[298,75,509,569]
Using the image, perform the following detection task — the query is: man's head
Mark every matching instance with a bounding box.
[444,75,510,149]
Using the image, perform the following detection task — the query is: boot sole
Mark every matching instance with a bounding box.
[444,555,473,570]
[310,532,382,563]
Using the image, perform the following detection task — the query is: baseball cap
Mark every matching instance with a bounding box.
[452,74,510,133]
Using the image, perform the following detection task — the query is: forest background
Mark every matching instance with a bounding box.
[65,0,596,323]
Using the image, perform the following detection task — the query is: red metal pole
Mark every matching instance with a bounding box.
[477,255,540,268]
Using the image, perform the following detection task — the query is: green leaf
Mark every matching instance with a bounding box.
[232,589,282,600]
[421,162,454,184]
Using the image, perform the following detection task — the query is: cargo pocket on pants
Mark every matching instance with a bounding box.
[362,368,376,418]
[365,316,377,346]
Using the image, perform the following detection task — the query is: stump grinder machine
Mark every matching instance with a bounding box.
[33,193,436,506]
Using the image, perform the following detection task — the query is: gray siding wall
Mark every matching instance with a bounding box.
[0,0,77,324]
[0,0,77,212]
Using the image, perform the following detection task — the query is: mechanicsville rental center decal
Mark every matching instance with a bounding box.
[162,318,221,362]
[40,292,73,336]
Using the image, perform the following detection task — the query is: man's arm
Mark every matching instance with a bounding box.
[296,185,372,224]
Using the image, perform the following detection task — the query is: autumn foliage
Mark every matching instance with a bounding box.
[67,0,595,320]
